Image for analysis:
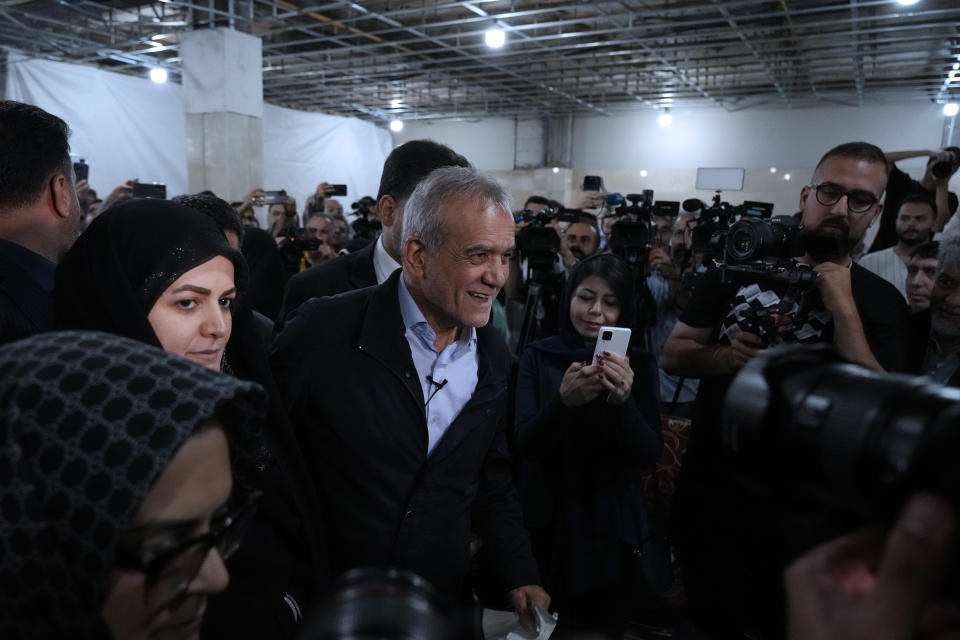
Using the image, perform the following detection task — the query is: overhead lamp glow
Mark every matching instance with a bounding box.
[552,167,560,174]
[770,167,777,173]
[945,103,960,117]
[485,28,505,49]
[640,170,648,177]
[954,63,960,70]
[389,120,404,132]
[658,112,672,127]
[149,68,167,84]
[783,173,792,181]
[391,99,402,109]
[895,0,920,5]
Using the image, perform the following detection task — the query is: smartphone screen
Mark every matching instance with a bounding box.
[73,161,89,182]
[583,175,602,191]
[131,183,167,199]
[263,190,287,205]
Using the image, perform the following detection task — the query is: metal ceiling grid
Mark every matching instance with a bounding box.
[1,0,958,123]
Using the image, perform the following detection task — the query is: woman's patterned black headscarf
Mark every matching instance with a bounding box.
[0,331,266,638]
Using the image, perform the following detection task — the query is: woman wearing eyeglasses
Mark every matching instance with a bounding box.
[0,331,265,639]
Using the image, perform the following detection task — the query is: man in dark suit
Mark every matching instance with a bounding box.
[271,166,549,625]
[0,101,83,345]
[275,139,469,328]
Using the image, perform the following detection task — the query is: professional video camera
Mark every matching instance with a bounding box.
[607,192,680,266]
[276,223,319,274]
[514,207,582,278]
[689,192,775,258]
[350,196,382,241]
[723,344,960,556]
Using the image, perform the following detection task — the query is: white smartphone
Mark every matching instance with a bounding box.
[592,326,631,365]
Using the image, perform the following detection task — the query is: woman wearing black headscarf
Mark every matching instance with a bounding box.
[53,199,325,638]
[0,330,266,639]
[513,253,662,638]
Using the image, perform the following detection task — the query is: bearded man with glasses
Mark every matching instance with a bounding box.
[659,142,908,639]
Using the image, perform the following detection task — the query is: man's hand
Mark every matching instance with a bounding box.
[100,179,137,212]
[927,150,957,184]
[569,180,608,210]
[722,330,765,373]
[785,494,956,640]
[648,247,678,280]
[315,181,335,198]
[558,361,606,407]
[238,188,265,213]
[814,262,858,317]
[311,242,337,263]
[507,585,551,632]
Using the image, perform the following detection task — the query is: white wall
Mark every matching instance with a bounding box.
[392,117,516,170]
[394,103,958,221]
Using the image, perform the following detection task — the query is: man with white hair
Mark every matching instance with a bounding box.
[271,166,549,624]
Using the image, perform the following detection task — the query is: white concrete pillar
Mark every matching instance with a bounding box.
[180,27,263,201]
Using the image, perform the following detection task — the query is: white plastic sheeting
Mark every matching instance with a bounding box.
[4,52,392,218]
[5,52,189,199]
[262,103,392,214]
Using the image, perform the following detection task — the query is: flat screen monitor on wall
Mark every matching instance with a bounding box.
[696,167,745,191]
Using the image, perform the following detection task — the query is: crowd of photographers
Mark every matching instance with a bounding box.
[4,97,960,639]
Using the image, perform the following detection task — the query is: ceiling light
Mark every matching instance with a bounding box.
[945,103,960,117]
[485,28,505,49]
[895,0,920,5]
[640,170,648,177]
[770,167,777,173]
[783,173,792,181]
[391,99,402,109]
[954,63,960,70]
[658,112,672,127]
[149,68,167,84]
[389,120,404,132]
[552,167,560,174]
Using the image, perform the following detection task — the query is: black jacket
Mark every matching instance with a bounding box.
[276,238,377,329]
[270,270,539,595]
[0,256,51,346]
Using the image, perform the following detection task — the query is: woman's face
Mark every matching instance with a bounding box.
[101,425,232,640]
[569,274,621,340]
[147,256,236,370]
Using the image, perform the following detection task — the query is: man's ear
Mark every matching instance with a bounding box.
[379,195,397,228]
[798,185,811,213]
[403,236,427,276]
[869,201,884,227]
[50,173,74,219]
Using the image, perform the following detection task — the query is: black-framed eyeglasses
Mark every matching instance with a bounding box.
[114,493,259,607]
[808,182,880,214]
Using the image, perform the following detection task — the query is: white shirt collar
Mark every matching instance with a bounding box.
[373,234,401,285]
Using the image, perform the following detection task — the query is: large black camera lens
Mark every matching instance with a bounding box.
[723,345,960,517]
[932,160,955,179]
[724,216,804,263]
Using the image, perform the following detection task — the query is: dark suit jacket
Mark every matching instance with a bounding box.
[275,239,377,329]
[0,256,52,346]
[270,270,539,595]
[904,309,960,387]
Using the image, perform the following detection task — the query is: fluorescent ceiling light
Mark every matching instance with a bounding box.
[391,99,402,109]
[389,120,404,132]
[770,167,777,173]
[640,170,648,177]
[784,173,792,181]
[658,113,672,127]
[149,68,167,83]
[945,103,960,117]
[896,0,920,5]
[552,167,560,174]
[485,28,505,49]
